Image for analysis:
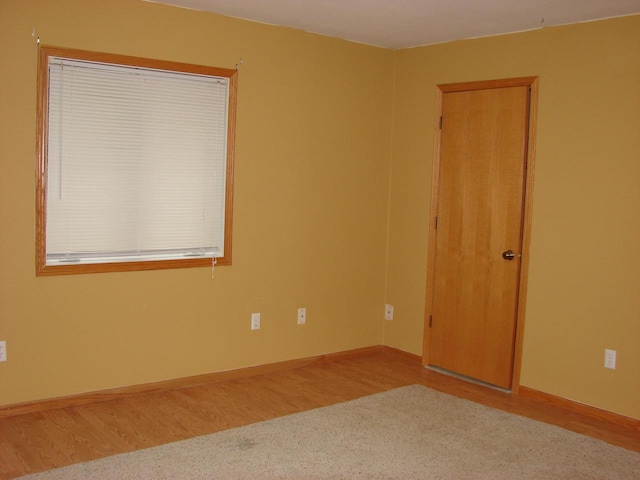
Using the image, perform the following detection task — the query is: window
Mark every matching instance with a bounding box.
[36,46,237,275]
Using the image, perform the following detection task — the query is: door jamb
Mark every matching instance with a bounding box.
[421,76,539,393]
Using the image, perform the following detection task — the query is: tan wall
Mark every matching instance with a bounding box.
[1,0,638,421]
[0,0,394,405]
[385,16,640,419]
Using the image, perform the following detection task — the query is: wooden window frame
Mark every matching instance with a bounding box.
[35,46,237,276]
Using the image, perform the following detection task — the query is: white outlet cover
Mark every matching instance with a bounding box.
[604,348,616,369]
[251,313,261,330]
[384,304,394,321]
[0,340,6,362]
[297,307,306,324]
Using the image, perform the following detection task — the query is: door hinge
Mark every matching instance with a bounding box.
[434,216,438,229]
[429,315,433,328]
[439,116,443,129]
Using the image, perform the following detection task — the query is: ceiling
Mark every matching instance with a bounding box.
[146,0,640,49]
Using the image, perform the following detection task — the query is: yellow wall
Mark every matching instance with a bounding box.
[0,0,394,405]
[1,0,638,421]
[386,16,640,419]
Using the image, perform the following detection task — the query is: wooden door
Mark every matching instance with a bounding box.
[427,83,531,389]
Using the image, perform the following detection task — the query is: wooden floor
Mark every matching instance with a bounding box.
[1,348,638,479]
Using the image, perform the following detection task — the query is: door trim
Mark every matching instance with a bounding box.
[422,76,539,393]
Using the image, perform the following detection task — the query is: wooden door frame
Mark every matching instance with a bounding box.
[422,76,539,393]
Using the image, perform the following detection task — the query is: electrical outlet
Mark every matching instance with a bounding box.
[251,313,261,330]
[604,349,616,369]
[384,304,394,321]
[0,341,6,362]
[297,307,306,325]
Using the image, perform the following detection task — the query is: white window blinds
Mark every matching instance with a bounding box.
[45,57,229,266]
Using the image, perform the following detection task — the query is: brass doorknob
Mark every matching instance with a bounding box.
[502,250,516,260]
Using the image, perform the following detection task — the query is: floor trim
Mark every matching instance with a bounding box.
[0,345,385,419]
[518,386,640,433]
[4,345,637,434]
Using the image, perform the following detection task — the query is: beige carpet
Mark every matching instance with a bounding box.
[17,385,640,479]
